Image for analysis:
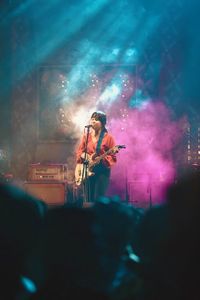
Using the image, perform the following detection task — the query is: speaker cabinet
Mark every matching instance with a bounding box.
[128,181,151,209]
[24,182,67,206]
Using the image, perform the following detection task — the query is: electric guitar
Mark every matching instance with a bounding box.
[75,145,126,186]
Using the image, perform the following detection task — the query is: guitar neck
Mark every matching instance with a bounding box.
[89,145,125,169]
[91,146,119,166]
[97,147,114,161]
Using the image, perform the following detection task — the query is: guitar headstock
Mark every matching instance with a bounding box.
[117,144,126,149]
[111,145,126,154]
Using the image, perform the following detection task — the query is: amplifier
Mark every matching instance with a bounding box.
[24,182,66,205]
[28,163,67,181]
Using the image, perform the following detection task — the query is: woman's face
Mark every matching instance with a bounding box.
[90,117,102,130]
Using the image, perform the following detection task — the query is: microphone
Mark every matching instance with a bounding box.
[85,125,92,128]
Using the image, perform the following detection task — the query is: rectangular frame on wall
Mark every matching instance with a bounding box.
[37,64,137,142]
[36,66,81,165]
[37,65,70,142]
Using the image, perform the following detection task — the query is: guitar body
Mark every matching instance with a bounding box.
[75,163,94,186]
[74,144,126,186]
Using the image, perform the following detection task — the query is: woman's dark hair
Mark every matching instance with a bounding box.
[91,111,107,126]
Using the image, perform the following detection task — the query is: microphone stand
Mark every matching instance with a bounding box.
[82,126,90,203]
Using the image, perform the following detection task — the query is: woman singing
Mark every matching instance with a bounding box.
[75,111,117,203]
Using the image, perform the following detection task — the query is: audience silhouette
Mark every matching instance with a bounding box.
[0,181,47,300]
[1,169,200,300]
[133,169,200,300]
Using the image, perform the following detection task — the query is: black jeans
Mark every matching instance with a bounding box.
[83,164,110,202]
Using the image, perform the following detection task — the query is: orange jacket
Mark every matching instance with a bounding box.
[76,131,117,168]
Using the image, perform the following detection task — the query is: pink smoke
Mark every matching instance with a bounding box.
[105,101,186,207]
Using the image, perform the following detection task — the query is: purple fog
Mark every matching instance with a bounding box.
[106,101,186,206]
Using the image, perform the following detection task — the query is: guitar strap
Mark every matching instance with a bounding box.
[96,129,106,154]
